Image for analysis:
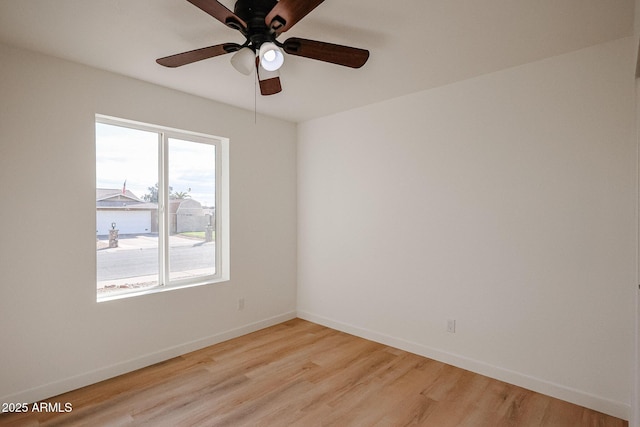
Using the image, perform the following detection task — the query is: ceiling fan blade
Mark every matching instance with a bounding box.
[265,0,325,34]
[257,63,282,96]
[186,0,247,33]
[156,43,241,68]
[283,38,370,68]
[259,77,282,96]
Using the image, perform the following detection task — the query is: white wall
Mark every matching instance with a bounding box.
[0,43,297,403]
[298,37,636,419]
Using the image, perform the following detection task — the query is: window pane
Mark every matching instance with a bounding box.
[168,138,216,282]
[96,123,159,297]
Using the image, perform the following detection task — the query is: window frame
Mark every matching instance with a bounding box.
[96,114,230,302]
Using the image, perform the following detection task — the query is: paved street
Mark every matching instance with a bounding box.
[97,235,215,282]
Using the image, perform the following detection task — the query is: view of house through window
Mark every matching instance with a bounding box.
[168,137,216,281]
[96,117,223,299]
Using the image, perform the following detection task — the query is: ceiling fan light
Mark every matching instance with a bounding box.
[230,47,255,75]
[259,42,284,72]
[257,62,280,81]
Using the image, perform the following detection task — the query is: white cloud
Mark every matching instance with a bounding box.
[96,123,216,206]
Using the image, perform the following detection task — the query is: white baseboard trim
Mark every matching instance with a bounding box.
[297,310,630,421]
[1,311,297,405]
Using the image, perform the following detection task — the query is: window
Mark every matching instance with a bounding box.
[95,115,229,301]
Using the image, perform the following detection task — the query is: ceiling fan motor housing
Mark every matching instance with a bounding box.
[234,0,280,49]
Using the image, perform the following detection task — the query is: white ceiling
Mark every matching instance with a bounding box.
[0,0,634,122]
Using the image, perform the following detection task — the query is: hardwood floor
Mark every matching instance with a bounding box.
[0,319,628,426]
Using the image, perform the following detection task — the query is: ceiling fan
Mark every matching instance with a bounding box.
[156,0,370,95]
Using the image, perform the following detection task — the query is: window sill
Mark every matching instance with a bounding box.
[96,277,230,303]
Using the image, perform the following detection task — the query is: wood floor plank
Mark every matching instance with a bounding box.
[0,319,628,426]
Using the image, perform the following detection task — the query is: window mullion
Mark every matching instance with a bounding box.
[159,133,170,287]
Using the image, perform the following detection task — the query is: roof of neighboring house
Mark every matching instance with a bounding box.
[97,188,143,202]
[96,188,157,210]
[169,198,197,214]
[176,199,202,211]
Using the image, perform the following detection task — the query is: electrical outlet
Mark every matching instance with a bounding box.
[447,319,456,333]
[238,297,245,311]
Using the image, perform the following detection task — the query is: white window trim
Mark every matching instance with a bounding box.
[96,114,230,302]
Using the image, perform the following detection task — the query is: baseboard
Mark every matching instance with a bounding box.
[1,311,297,405]
[297,310,630,421]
